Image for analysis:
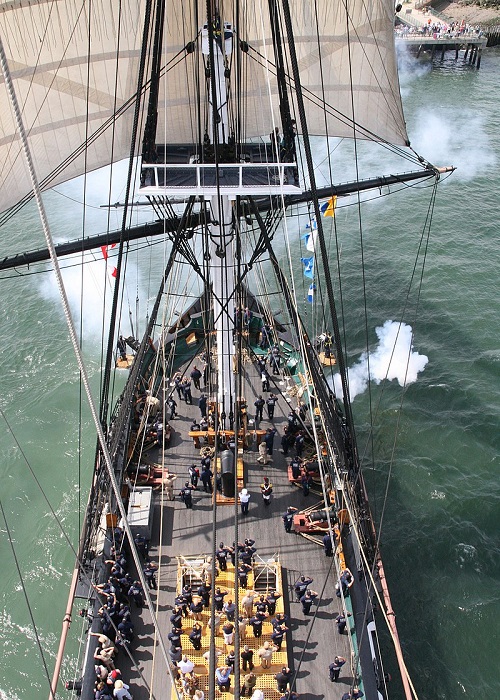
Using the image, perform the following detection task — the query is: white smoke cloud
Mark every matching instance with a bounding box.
[411,110,496,179]
[39,252,140,340]
[333,320,428,400]
[396,41,432,97]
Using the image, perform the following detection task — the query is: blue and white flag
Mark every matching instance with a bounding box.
[301,256,314,279]
[304,229,316,252]
[307,283,316,303]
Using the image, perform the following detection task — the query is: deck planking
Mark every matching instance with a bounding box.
[117,346,366,700]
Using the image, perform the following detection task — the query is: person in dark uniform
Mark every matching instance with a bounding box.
[250,611,266,638]
[128,580,144,607]
[241,645,254,672]
[279,692,299,700]
[269,345,281,374]
[237,562,252,588]
[180,482,194,508]
[280,427,293,456]
[290,457,302,480]
[294,575,313,601]
[271,624,287,650]
[190,366,202,390]
[265,590,281,616]
[295,431,305,457]
[200,464,213,493]
[282,506,297,533]
[216,543,229,570]
[329,655,346,681]
[341,689,364,700]
[170,606,183,629]
[188,464,199,487]
[166,396,177,419]
[275,667,292,693]
[254,395,265,423]
[214,587,228,611]
[323,533,334,557]
[117,335,127,361]
[198,393,207,417]
[182,379,192,404]
[198,581,211,609]
[263,427,277,455]
[300,471,311,496]
[335,611,351,634]
[266,393,278,419]
[243,306,253,330]
[300,589,318,614]
[168,627,182,647]
[189,623,202,650]
[143,561,158,589]
[270,126,281,160]
[174,376,183,400]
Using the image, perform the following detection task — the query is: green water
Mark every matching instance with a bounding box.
[1,47,499,699]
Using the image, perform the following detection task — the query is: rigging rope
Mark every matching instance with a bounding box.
[0,34,185,698]
[0,498,53,691]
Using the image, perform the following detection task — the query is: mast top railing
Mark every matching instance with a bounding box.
[139,161,301,196]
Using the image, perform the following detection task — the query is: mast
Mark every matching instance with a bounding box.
[204,3,236,421]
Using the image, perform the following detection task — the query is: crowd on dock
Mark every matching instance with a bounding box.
[396,17,483,38]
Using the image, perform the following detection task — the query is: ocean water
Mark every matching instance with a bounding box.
[1,46,499,700]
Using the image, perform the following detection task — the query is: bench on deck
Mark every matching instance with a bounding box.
[188,429,266,449]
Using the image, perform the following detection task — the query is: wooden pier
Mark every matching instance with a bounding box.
[398,34,487,67]
[396,0,488,68]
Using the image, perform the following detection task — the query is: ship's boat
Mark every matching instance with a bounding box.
[0,2,452,699]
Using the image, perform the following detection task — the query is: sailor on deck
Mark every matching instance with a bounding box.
[117,335,127,361]
[294,575,313,601]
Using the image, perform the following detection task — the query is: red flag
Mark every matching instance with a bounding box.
[100,243,117,260]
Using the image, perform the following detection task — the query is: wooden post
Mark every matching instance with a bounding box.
[417,44,422,58]
[477,47,482,69]
[464,44,469,60]
[441,44,445,60]
[455,43,459,60]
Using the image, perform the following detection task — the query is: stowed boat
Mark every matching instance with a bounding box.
[0,1,452,700]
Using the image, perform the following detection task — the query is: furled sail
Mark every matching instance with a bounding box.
[0,0,407,216]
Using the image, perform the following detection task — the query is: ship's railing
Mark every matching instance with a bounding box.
[139,161,300,195]
[301,340,378,564]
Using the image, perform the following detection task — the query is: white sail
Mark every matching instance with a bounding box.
[158,0,408,146]
[0,0,407,215]
[0,0,144,215]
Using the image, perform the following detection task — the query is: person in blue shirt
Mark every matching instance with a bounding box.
[215,665,231,691]
[294,575,313,601]
[329,655,346,681]
[300,588,318,614]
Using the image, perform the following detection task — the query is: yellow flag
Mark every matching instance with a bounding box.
[323,195,337,217]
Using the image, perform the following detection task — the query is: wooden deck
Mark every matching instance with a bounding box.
[114,346,374,700]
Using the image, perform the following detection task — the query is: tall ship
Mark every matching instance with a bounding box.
[0,2,452,699]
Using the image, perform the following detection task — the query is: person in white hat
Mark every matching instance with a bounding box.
[239,488,251,515]
[113,679,133,700]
